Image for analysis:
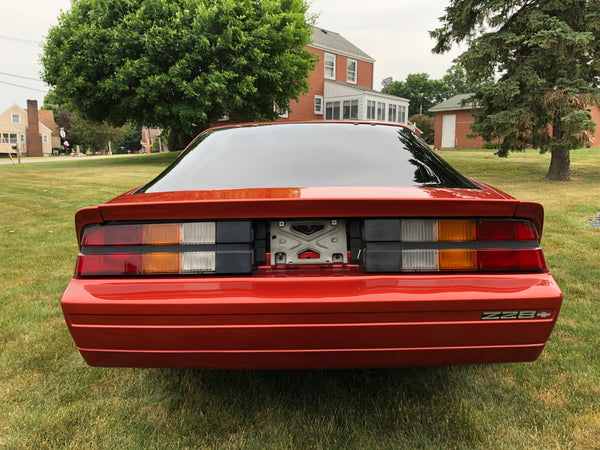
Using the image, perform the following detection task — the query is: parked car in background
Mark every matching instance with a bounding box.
[61,122,562,369]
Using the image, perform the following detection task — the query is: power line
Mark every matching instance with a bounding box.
[0,35,42,46]
[0,80,48,93]
[0,72,44,83]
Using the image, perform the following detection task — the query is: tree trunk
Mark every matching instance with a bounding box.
[546,148,571,181]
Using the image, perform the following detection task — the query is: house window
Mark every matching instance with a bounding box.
[43,135,49,143]
[314,95,324,115]
[324,53,336,80]
[20,134,25,142]
[388,104,397,122]
[367,100,376,120]
[399,106,406,123]
[343,100,359,119]
[1,133,18,144]
[11,114,20,124]
[325,101,341,120]
[377,102,386,121]
[347,59,357,84]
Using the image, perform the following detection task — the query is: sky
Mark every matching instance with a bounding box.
[0,0,460,113]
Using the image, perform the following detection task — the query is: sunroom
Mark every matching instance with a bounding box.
[323,81,414,130]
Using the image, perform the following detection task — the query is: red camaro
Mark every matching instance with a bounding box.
[61,122,562,369]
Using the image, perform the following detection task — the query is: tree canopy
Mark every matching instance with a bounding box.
[431,0,600,180]
[382,66,477,117]
[382,73,446,117]
[42,0,316,149]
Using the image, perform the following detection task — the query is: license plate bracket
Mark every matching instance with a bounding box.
[270,219,348,265]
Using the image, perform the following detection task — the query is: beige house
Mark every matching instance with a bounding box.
[0,102,59,157]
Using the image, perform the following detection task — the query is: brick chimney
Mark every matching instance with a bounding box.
[26,99,43,157]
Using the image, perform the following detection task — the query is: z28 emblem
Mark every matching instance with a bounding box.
[481,310,552,320]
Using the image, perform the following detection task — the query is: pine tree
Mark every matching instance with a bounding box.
[431,0,600,180]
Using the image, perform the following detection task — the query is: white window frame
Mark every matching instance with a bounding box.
[43,135,49,143]
[388,104,397,122]
[342,100,359,120]
[366,100,376,120]
[314,95,324,115]
[346,59,357,84]
[1,133,18,144]
[377,102,386,121]
[325,101,341,120]
[399,106,407,123]
[324,53,336,80]
[11,113,20,124]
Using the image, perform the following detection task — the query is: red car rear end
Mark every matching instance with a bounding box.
[61,123,562,368]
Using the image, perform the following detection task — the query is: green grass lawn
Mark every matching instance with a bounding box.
[1,149,598,448]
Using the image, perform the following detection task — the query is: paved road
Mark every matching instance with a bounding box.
[0,154,142,165]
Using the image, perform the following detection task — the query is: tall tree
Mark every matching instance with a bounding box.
[382,73,448,117]
[441,64,478,98]
[117,125,143,153]
[431,0,600,180]
[42,0,316,149]
[70,114,129,153]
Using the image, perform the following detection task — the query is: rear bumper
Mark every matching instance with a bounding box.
[61,270,562,369]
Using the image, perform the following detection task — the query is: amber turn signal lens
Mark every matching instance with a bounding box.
[439,249,476,271]
[438,220,476,242]
[143,253,180,274]
[142,224,180,245]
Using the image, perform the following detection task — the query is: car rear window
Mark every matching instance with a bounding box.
[137,123,480,193]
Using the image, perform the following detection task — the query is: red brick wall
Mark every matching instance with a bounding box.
[285,47,326,122]
[26,99,43,157]
[286,46,375,122]
[435,105,600,150]
[588,105,600,147]
[434,109,485,150]
[356,59,374,89]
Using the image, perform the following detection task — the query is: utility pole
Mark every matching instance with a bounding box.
[11,143,21,164]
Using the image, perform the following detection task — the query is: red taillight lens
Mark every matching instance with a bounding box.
[82,225,143,246]
[478,249,546,271]
[477,220,538,241]
[75,254,142,276]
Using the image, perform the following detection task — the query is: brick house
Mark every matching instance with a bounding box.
[429,94,484,150]
[431,93,600,149]
[280,27,411,127]
[0,100,60,157]
[141,127,164,154]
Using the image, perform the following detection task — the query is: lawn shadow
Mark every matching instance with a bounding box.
[142,365,487,447]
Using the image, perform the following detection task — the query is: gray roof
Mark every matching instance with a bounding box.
[310,26,375,63]
[326,80,409,102]
[429,93,479,112]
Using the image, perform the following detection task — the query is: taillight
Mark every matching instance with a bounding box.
[75,221,253,277]
[363,219,546,273]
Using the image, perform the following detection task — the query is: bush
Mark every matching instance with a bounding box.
[409,114,435,144]
[483,142,498,149]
